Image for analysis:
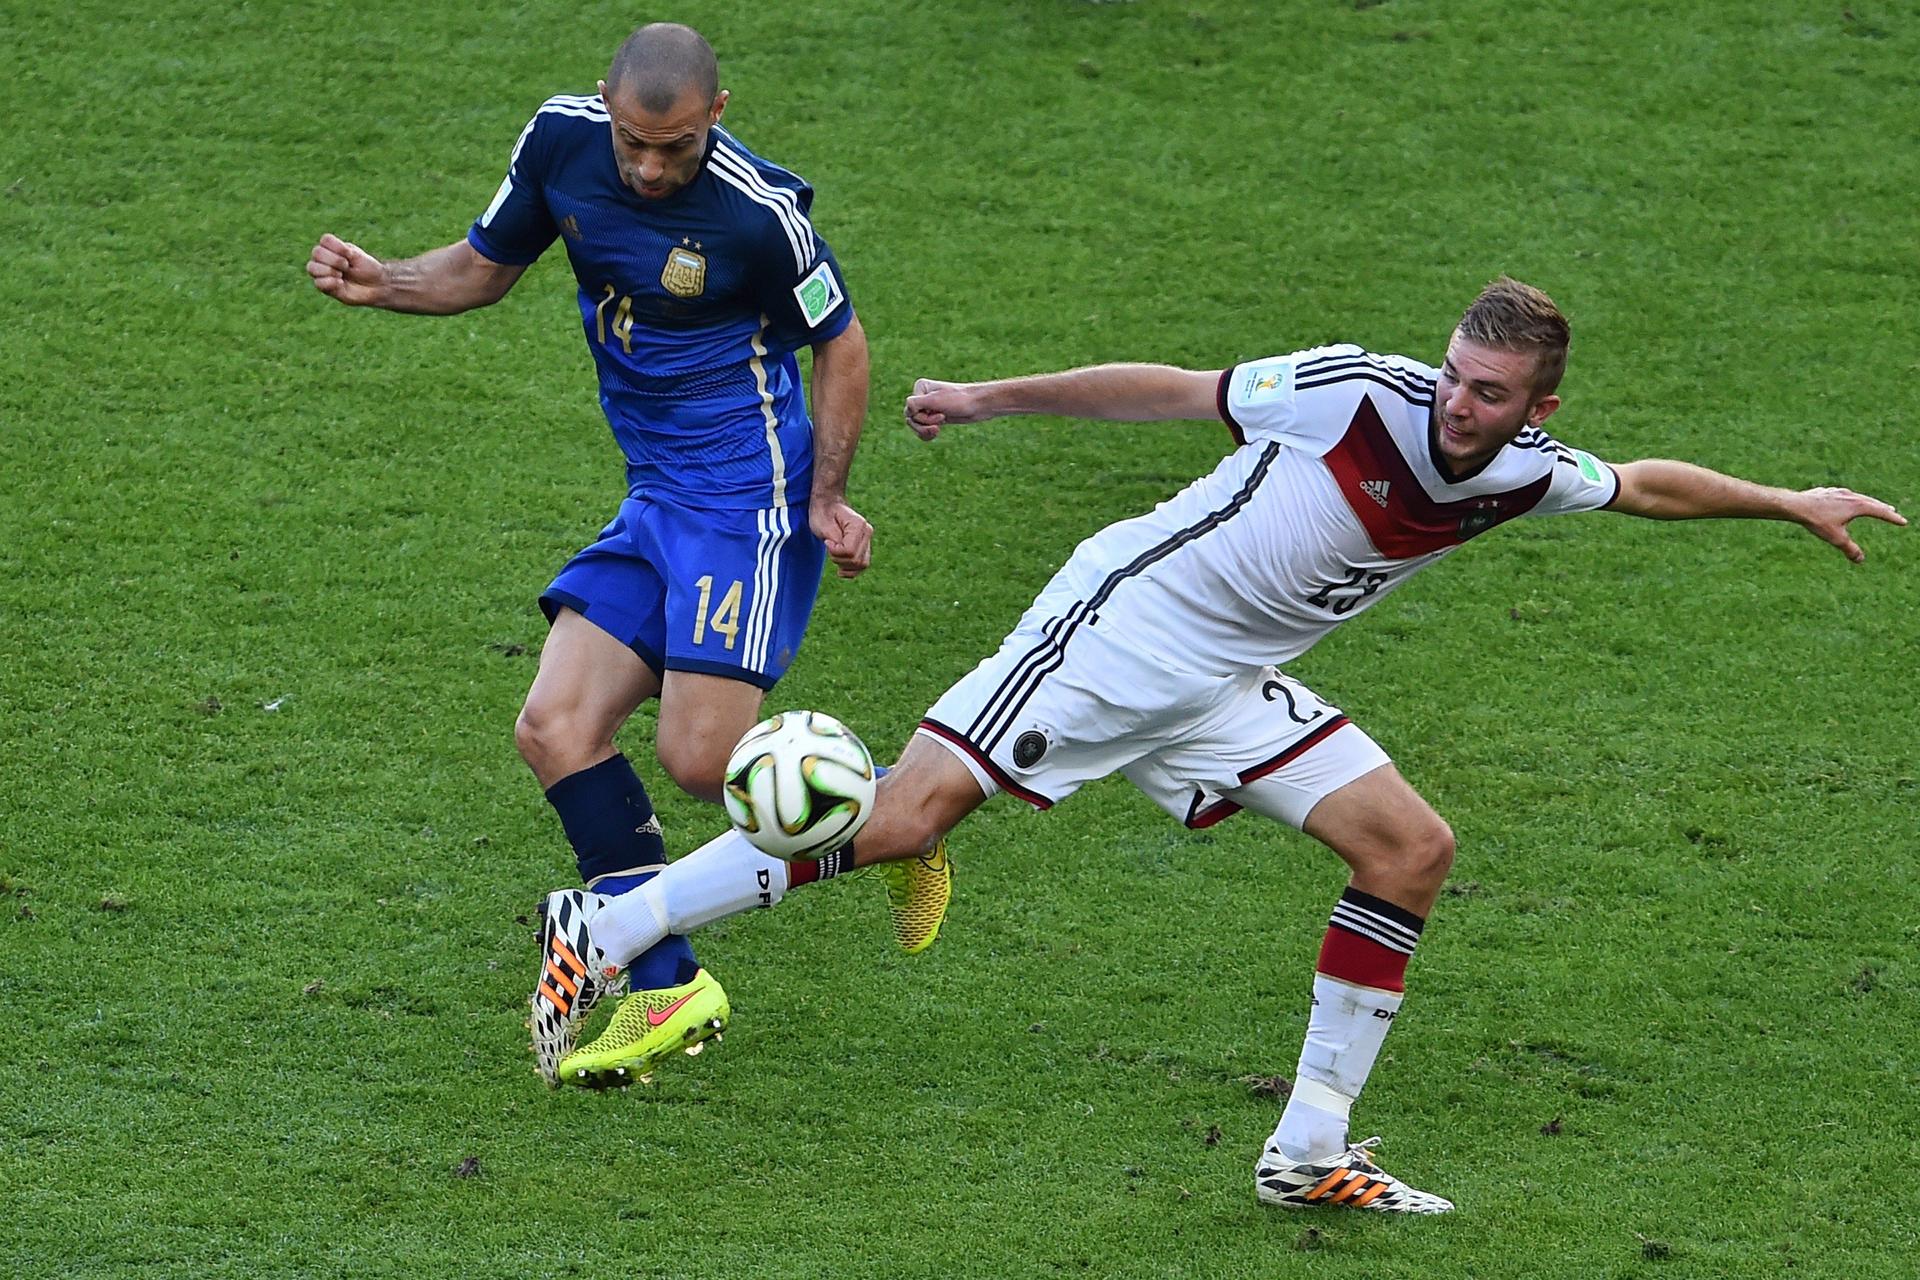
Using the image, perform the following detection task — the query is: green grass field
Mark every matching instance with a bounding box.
[4,1,1917,1275]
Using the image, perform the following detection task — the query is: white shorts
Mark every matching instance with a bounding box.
[919,603,1390,831]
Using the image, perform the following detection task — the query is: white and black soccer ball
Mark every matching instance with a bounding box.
[722,711,877,861]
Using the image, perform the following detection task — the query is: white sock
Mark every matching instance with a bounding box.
[1270,973,1405,1161]
[590,882,667,969]
[592,828,791,967]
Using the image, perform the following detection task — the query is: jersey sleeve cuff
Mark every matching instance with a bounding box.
[1216,368,1245,445]
[1599,463,1624,509]
[465,224,542,267]
[805,298,855,346]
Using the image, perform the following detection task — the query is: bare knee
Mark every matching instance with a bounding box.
[1406,816,1456,887]
[1376,816,1454,890]
[656,736,728,805]
[1344,814,1455,909]
[512,704,546,764]
[515,699,609,783]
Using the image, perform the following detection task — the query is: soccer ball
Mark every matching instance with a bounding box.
[722,710,878,860]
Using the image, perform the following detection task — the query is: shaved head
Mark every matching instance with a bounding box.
[607,23,719,113]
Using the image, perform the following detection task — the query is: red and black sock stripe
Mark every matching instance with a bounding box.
[787,847,858,889]
[1317,886,1425,993]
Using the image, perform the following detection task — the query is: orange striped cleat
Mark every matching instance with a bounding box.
[1255,1137,1453,1214]
[529,888,625,1085]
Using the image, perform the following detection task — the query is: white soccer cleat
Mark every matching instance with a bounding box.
[529,888,625,1086]
[1254,1136,1454,1214]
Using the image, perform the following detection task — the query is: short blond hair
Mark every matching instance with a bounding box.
[1457,277,1570,395]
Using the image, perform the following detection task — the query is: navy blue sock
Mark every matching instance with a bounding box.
[544,754,698,988]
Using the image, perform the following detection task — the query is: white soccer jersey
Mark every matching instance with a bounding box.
[1040,344,1621,675]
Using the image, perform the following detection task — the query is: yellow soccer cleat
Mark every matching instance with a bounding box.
[874,839,951,954]
[555,968,730,1089]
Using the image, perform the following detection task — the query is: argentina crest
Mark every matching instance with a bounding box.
[660,242,707,298]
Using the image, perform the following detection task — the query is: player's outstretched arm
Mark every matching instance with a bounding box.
[305,234,528,315]
[808,313,874,579]
[904,364,1222,439]
[1610,459,1907,563]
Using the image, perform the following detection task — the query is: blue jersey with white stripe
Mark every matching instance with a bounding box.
[467,95,853,510]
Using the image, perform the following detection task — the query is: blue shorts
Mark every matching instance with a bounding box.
[541,495,825,689]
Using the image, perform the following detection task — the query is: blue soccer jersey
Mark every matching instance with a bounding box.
[467,94,853,510]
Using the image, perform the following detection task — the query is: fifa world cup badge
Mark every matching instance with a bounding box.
[661,244,707,298]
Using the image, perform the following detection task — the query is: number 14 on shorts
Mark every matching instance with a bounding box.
[693,575,743,650]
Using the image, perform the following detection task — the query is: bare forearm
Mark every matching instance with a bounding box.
[974,364,1218,422]
[808,318,870,500]
[1611,458,1907,561]
[1612,459,1799,521]
[375,241,522,315]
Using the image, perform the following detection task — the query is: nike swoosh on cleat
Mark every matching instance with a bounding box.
[644,989,704,1027]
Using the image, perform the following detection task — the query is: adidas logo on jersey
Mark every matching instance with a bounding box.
[1359,479,1391,508]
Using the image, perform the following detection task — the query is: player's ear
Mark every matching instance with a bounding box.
[1527,394,1562,428]
[710,89,730,124]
